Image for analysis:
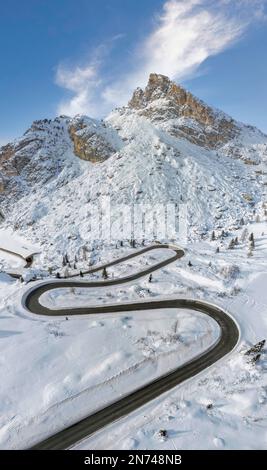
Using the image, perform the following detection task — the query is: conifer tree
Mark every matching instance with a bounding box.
[102,267,108,279]
[228,239,235,249]
[250,239,255,249]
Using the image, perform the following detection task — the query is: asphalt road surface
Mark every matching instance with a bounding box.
[0,246,33,269]
[21,244,239,450]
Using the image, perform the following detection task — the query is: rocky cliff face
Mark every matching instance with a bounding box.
[1,73,264,202]
[0,115,123,205]
[128,73,238,149]
[0,117,80,206]
[1,73,266,240]
[68,115,122,163]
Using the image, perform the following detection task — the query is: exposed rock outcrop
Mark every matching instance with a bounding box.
[1,72,266,232]
[68,116,119,163]
[128,73,238,149]
[0,117,75,205]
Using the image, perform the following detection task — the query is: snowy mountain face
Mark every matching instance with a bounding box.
[0,73,266,256]
[128,73,239,149]
[128,73,267,164]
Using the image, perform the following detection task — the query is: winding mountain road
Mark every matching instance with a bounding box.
[21,244,239,450]
[0,246,33,268]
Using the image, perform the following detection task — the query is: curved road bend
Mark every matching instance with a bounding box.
[22,244,239,450]
[0,246,33,270]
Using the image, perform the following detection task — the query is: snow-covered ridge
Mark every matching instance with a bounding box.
[0,73,266,260]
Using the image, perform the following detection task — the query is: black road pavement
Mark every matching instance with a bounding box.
[21,244,239,450]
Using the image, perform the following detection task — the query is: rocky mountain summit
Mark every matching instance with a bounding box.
[128,73,238,148]
[0,73,266,253]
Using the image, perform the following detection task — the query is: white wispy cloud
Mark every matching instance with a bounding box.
[55,0,266,117]
[56,64,101,117]
[56,44,107,116]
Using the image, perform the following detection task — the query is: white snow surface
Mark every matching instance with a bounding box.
[0,222,266,449]
[73,221,267,450]
[0,80,267,449]
[1,97,266,266]
[0,259,219,449]
[0,229,40,272]
[0,229,39,258]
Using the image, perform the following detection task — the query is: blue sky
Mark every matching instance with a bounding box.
[0,0,267,144]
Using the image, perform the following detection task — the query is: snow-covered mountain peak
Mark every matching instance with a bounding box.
[0,73,266,255]
[128,73,205,114]
[127,73,239,149]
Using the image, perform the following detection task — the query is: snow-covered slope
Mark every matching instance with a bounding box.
[0,73,267,450]
[0,74,266,261]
